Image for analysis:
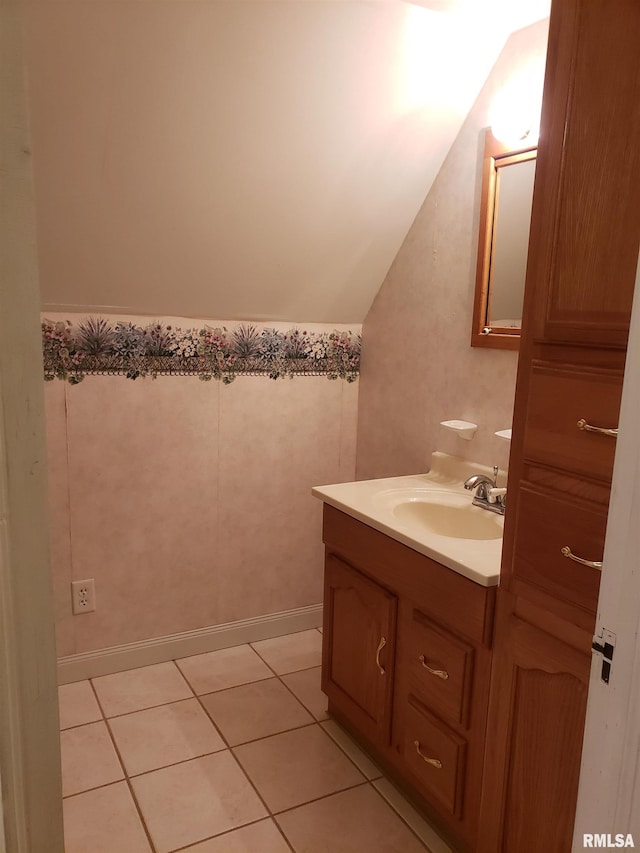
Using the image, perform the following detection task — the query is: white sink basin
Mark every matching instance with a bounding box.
[312,453,506,586]
[384,490,503,541]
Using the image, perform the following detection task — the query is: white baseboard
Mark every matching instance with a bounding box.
[57,603,323,684]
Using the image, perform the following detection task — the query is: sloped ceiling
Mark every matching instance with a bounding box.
[25,0,549,323]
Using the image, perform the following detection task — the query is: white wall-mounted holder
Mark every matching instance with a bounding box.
[440,420,478,441]
[495,429,512,441]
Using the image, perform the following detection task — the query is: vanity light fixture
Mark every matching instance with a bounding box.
[489,59,545,148]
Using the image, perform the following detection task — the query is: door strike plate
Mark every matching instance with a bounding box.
[591,628,616,685]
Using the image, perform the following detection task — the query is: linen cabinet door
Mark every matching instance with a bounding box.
[526,0,640,350]
[322,554,397,748]
[479,605,590,853]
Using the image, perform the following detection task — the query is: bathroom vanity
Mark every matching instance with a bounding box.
[314,2,640,848]
[313,457,503,852]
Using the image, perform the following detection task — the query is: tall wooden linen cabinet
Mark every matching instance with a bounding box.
[478,1,640,850]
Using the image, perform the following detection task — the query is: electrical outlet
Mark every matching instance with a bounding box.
[71,579,96,614]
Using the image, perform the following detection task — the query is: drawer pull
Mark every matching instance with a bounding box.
[413,741,442,769]
[561,546,603,571]
[375,637,387,675]
[577,418,618,438]
[418,654,449,681]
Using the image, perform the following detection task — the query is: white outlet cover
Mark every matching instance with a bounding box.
[71,579,96,614]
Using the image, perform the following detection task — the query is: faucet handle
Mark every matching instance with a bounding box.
[488,486,507,507]
[493,465,499,485]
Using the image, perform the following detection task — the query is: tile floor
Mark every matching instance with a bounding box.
[58,628,452,853]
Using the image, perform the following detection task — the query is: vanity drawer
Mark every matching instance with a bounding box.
[512,484,604,615]
[406,609,474,727]
[524,362,622,484]
[402,698,467,818]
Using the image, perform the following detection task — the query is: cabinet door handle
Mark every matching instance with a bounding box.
[577,418,618,438]
[413,741,442,769]
[418,654,449,680]
[561,545,603,570]
[375,637,387,675]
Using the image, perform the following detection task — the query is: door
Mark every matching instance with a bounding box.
[322,554,397,748]
[572,248,640,847]
[0,1,65,849]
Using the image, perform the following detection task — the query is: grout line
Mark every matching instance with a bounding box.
[268,777,371,817]
[370,779,439,853]
[62,776,125,800]
[88,680,159,853]
[183,684,291,847]
[267,661,323,677]
[276,669,327,723]
[59,717,105,733]
[124,746,228,781]
[317,719,383,781]
[273,819,298,853]
[228,720,320,751]
[167,815,295,853]
[246,643,323,679]
[197,704,315,749]
[96,695,198,723]
[270,780,372,832]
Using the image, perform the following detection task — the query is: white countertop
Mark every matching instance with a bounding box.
[312,452,504,587]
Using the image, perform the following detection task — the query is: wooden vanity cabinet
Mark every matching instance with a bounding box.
[321,504,495,853]
[322,554,397,749]
[479,1,640,850]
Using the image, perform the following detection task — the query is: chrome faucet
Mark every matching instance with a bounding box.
[464,466,506,515]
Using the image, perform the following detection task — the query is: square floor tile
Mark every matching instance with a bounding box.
[251,629,322,674]
[373,778,453,853]
[276,784,430,853]
[92,662,192,717]
[321,720,383,780]
[281,666,329,721]
[234,724,364,813]
[180,819,291,852]
[61,721,124,796]
[176,645,272,695]
[64,782,152,853]
[131,751,267,853]
[200,677,313,745]
[108,698,226,776]
[58,680,102,730]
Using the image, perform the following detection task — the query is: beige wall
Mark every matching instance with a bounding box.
[44,315,358,657]
[23,0,525,324]
[356,20,548,480]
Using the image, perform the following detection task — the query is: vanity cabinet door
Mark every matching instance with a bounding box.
[321,555,397,748]
[479,603,590,853]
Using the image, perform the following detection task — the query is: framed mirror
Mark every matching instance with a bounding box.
[471,129,537,350]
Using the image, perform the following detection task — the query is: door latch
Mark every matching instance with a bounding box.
[591,627,616,684]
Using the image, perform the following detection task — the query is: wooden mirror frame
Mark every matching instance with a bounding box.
[471,129,537,351]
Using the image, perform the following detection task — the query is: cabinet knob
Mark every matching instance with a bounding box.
[418,654,449,680]
[577,418,618,438]
[560,545,603,570]
[375,637,387,675]
[413,741,442,769]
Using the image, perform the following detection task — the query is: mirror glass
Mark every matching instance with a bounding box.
[471,130,537,350]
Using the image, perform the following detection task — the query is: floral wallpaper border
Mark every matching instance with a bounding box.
[42,318,361,384]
